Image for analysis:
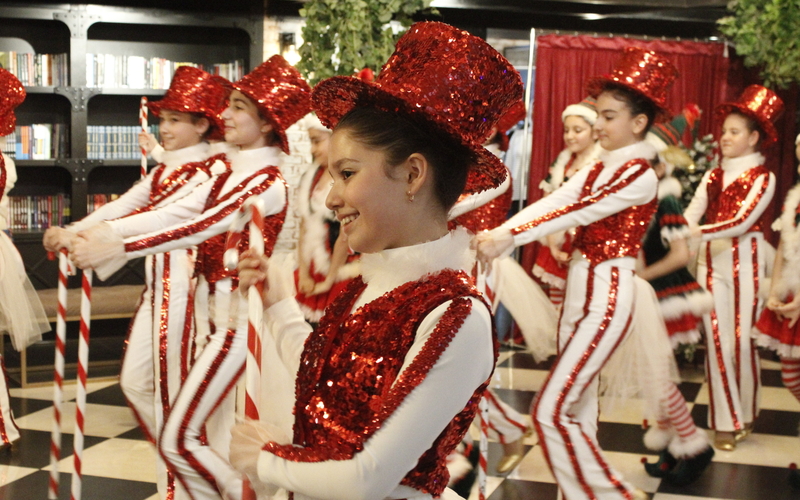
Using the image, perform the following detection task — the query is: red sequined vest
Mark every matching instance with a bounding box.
[449,181,513,233]
[264,270,497,496]
[704,165,770,234]
[195,166,287,283]
[573,159,657,265]
[0,155,6,200]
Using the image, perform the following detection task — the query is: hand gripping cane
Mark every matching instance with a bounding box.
[224,196,266,500]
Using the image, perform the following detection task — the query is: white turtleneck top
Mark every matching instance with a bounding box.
[683,152,774,241]
[257,228,494,500]
[70,141,212,233]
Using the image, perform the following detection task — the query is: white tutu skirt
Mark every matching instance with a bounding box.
[0,231,50,350]
[600,276,680,419]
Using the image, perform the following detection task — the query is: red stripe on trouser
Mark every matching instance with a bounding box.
[0,354,18,444]
[484,390,527,444]
[750,237,761,420]
[782,359,800,402]
[533,265,635,500]
[732,239,742,387]
[702,243,741,431]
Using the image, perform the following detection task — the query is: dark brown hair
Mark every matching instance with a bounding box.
[600,82,658,136]
[335,107,474,209]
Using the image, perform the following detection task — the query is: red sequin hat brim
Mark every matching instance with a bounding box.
[0,69,25,137]
[312,76,508,192]
[587,75,672,122]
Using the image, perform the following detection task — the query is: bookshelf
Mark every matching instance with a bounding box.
[0,3,264,289]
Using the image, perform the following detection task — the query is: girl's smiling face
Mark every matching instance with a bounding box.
[309,128,332,167]
[593,91,647,152]
[719,113,759,159]
[325,129,412,254]
[221,90,272,150]
[563,115,595,155]
[158,110,208,151]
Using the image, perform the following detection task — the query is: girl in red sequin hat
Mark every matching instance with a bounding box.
[230,21,522,499]
[684,84,783,452]
[753,132,800,490]
[0,67,50,454]
[477,46,680,500]
[69,54,311,500]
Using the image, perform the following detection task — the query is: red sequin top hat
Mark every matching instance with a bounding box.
[312,21,523,194]
[587,47,679,122]
[716,84,784,148]
[0,68,25,137]
[148,66,228,141]
[232,55,312,155]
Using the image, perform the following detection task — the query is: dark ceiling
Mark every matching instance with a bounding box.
[0,1,730,39]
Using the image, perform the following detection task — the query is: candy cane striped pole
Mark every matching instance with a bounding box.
[70,268,93,500]
[478,396,489,500]
[140,97,148,179]
[223,196,265,500]
[48,249,69,499]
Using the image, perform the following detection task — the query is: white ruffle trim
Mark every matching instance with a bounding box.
[0,232,49,350]
[659,289,714,320]
[669,330,701,349]
[660,225,692,246]
[774,183,800,298]
[753,330,800,359]
[531,265,567,289]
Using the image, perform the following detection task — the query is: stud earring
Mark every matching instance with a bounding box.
[407,191,414,202]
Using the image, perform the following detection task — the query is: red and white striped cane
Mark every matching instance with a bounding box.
[224,196,266,500]
[140,97,148,179]
[48,249,69,499]
[70,268,93,500]
[478,395,489,500]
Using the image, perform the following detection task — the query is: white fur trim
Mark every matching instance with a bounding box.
[667,430,711,459]
[659,288,714,320]
[660,225,692,246]
[754,329,800,359]
[646,133,669,154]
[531,265,566,289]
[669,330,701,349]
[562,104,597,125]
[657,177,683,201]
[302,112,329,133]
[775,183,800,298]
[599,141,656,170]
[644,426,675,451]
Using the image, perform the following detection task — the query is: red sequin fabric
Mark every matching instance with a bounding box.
[716,85,784,148]
[572,160,656,264]
[703,166,770,234]
[0,155,6,200]
[312,21,523,195]
[195,167,287,284]
[264,270,497,496]
[449,181,513,233]
[0,68,25,136]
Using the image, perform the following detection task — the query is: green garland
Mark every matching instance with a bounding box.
[717,0,800,88]
[297,0,435,86]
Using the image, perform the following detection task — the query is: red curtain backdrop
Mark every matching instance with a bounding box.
[520,34,797,275]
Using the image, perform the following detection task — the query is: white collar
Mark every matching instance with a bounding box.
[359,227,475,295]
[208,141,236,157]
[599,141,656,170]
[721,152,764,173]
[160,142,210,168]
[228,146,283,172]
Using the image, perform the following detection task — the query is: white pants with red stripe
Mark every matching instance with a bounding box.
[484,389,528,444]
[696,234,765,432]
[158,277,247,500]
[120,251,196,500]
[0,354,19,446]
[533,257,636,500]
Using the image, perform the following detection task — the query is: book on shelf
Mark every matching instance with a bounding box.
[87,124,159,160]
[0,52,68,87]
[8,194,70,232]
[86,54,245,88]
[4,124,68,160]
[87,193,120,214]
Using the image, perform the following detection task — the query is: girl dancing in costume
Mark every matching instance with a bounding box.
[229,21,522,499]
[478,47,677,500]
[752,133,800,489]
[684,85,782,451]
[0,68,50,451]
[71,55,311,500]
[535,97,601,309]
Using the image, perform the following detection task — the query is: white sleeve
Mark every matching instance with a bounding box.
[255,297,494,500]
[501,162,658,247]
[69,175,156,232]
[264,297,314,376]
[699,171,774,241]
[448,174,511,220]
[121,172,286,259]
[682,170,712,227]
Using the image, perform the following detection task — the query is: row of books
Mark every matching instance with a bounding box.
[86,54,245,89]
[1,124,69,160]
[87,193,120,214]
[87,125,159,160]
[7,194,70,232]
[0,52,69,87]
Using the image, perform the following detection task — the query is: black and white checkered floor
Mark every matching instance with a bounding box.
[1,346,798,500]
